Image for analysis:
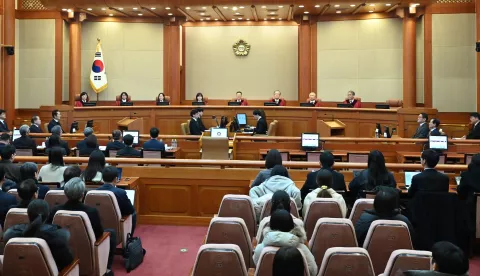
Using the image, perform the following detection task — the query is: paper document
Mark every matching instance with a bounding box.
[99,146,106,151]
[125,190,135,205]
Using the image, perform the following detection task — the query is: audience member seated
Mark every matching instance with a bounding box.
[253,109,268,135]
[196,108,208,131]
[412,113,430,139]
[105,130,125,157]
[76,127,94,153]
[458,154,480,219]
[115,92,131,106]
[344,90,361,108]
[233,91,249,106]
[3,199,74,271]
[46,126,70,155]
[252,149,286,187]
[75,91,90,107]
[13,178,38,208]
[97,166,136,235]
[272,246,305,276]
[0,168,17,227]
[0,145,22,183]
[253,210,317,276]
[249,165,302,220]
[429,118,442,137]
[60,165,82,188]
[306,92,321,107]
[189,109,203,135]
[38,148,66,184]
[355,187,413,246]
[143,127,165,151]
[116,134,141,157]
[349,150,396,198]
[195,92,207,104]
[269,90,286,106]
[21,162,50,199]
[464,112,480,140]
[12,124,37,155]
[48,109,64,133]
[301,151,346,202]
[47,177,116,274]
[81,150,105,183]
[30,115,43,133]
[408,149,449,198]
[303,169,347,218]
[0,109,9,132]
[79,134,99,157]
[156,92,169,104]
[0,133,10,151]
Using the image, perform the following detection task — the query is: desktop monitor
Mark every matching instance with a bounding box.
[404,171,421,188]
[70,122,79,134]
[264,102,278,106]
[228,101,241,106]
[236,113,247,126]
[123,130,140,145]
[301,133,320,151]
[300,103,315,107]
[375,104,390,109]
[12,129,20,141]
[82,102,97,107]
[210,128,228,138]
[337,103,353,108]
[117,167,123,181]
[192,101,205,106]
[429,135,448,151]
[86,120,94,128]
[120,102,134,106]
[156,101,169,106]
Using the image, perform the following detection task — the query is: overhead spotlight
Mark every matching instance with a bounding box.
[206,18,210,20]
[238,17,242,20]
[118,7,123,10]
[304,11,309,14]
[299,5,304,8]
[62,8,67,11]
[67,8,72,12]
[270,12,274,14]
[232,19,235,20]
[202,6,207,9]
[151,7,156,10]
[215,18,218,21]
[168,13,173,16]
[186,7,191,10]
[232,7,238,10]
[315,5,320,8]
[133,7,138,10]
[264,18,267,20]
[138,13,143,16]
[240,6,244,9]
[165,7,170,10]
[200,19,204,21]
[270,17,274,19]
[411,3,420,6]
[278,5,283,8]
[247,18,250,20]
[87,8,92,11]
[336,10,341,13]
[200,12,205,15]
[279,18,282,20]
[235,12,240,15]
[369,4,375,6]
[350,4,356,7]
[101,8,106,10]
[261,6,267,8]
[223,6,228,9]
[386,3,392,6]
[334,4,340,7]
[109,14,113,16]
[369,10,374,13]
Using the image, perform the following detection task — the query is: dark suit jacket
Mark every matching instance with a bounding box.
[45,146,67,157]
[105,141,125,157]
[96,183,135,217]
[189,118,202,135]
[348,169,397,198]
[143,139,165,151]
[116,146,141,158]
[0,191,17,227]
[13,135,38,155]
[412,123,429,139]
[0,121,9,132]
[255,118,268,135]
[408,169,450,198]
[429,128,441,136]
[301,167,346,203]
[0,160,22,183]
[47,200,103,239]
[47,119,64,133]
[29,124,43,133]
[76,139,87,152]
[79,146,99,157]
[198,118,207,131]
[46,139,70,156]
[466,122,480,139]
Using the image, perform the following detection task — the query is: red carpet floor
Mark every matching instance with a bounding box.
[111,225,480,276]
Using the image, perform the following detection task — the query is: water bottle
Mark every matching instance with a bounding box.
[172,139,177,149]
[375,128,379,138]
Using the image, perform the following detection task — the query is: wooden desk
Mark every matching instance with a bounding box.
[258,149,370,162]
[116,177,141,213]
[397,152,466,164]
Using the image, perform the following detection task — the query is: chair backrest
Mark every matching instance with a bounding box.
[3,237,59,275]
[201,137,229,160]
[304,198,343,240]
[53,210,96,275]
[363,220,414,275]
[206,217,253,268]
[267,122,276,136]
[44,190,69,210]
[318,247,375,276]
[260,197,299,222]
[254,246,279,276]
[279,151,289,162]
[44,123,49,133]
[116,95,131,102]
[309,218,358,268]
[476,193,480,239]
[4,208,29,231]
[382,249,432,276]
[306,152,321,171]
[109,150,118,158]
[180,123,188,135]
[218,195,256,238]
[15,149,33,156]
[349,199,374,226]
[84,190,122,245]
[386,99,403,107]
[142,150,162,159]
[191,244,248,276]
[438,154,446,164]
[7,189,20,202]
[348,153,369,163]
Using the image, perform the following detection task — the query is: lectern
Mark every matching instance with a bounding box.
[117,118,144,133]
[317,120,346,137]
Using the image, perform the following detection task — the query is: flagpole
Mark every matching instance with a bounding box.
[96,38,100,103]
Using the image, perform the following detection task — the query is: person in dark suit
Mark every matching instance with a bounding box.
[45,134,67,156]
[412,113,429,139]
[13,125,38,155]
[408,149,450,198]
[0,109,9,132]
[47,177,116,274]
[0,168,17,228]
[46,126,70,156]
[301,151,346,203]
[143,127,165,151]
[196,108,208,131]
[464,112,480,139]
[0,133,10,152]
[0,145,22,183]
[13,178,38,208]
[428,118,442,137]
[76,127,94,153]
[29,115,43,133]
[253,109,268,135]
[60,165,82,188]
[458,154,480,223]
[79,134,99,157]
[97,166,136,235]
[47,109,64,133]
[116,134,141,157]
[105,130,125,157]
[189,109,203,135]
[20,162,49,200]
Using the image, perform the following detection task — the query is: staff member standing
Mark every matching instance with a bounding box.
[189,109,202,135]
[0,109,9,132]
[48,110,64,133]
[412,113,429,139]
[30,116,43,133]
[463,112,480,139]
[253,109,268,135]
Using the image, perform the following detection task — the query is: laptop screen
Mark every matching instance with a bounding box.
[123,130,139,144]
[236,113,247,125]
[429,136,448,150]
[12,129,20,141]
[210,128,228,138]
[125,190,135,205]
[301,133,319,149]
[404,171,421,188]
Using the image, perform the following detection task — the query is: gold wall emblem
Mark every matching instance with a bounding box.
[233,39,251,56]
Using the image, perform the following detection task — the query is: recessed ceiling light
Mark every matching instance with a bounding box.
[200,13,205,15]
[334,4,340,8]
[186,7,191,10]
[264,18,267,20]
[138,13,143,16]
[278,5,283,8]
[232,7,238,10]
[223,6,228,9]
[271,17,274,19]
[238,18,242,20]
[386,3,392,6]
[109,14,113,16]
[151,7,156,10]
[206,18,210,20]
[270,12,274,14]
[304,11,309,14]
[215,18,218,21]
[261,6,267,8]
[315,5,321,8]
[235,12,240,15]
[232,19,235,21]
[62,8,67,11]
[67,9,72,12]
[133,7,138,10]
[299,5,304,8]
[246,18,250,20]
[240,6,244,9]
[279,18,282,20]
[202,6,207,9]
[336,10,341,13]
[350,4,356,7]
[101,8,106,10]
[369,10,374,12]
[369,4,375,6]
[118,7,123,10]
[165,7,170,10]
[411,3,420,6]
[87,8,92,11]
[200,19,204,21]
[168,13,173,15]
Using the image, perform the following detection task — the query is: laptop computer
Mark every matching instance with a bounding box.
[125,190,135,205]
[120,102,133,106]
[123,130,140,145]
[375,104,390,109]
[12,129,20,141]
[404,171,421,189]
[156,101,170,106]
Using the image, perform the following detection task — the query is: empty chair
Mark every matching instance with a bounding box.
[386,99,403,108]
[142,150,162,167]
[44,190,68,210]
[259,197,299,222]
[180,121,190,135]
[201,137,230,160]
[4,208,29,231]
[108,150,118,158]
[84,190,133,247]
[306,152,321,171]
[348,153,369,163]
[308,218,358,268]
[191,244,248,276]
[253,246,279,276]
[379,249,432,276]
[218,195,256,238]
[7,189,20,202]
[318,247,375,276]
[2,237,80,276]
[205,217,254,268]
[349,199,374,226]
[363,220,413,275]
[53,210,110,276]
[279,151,289,162]
[303,198,343,240]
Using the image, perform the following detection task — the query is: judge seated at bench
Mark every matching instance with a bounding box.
[115,92,131,106]
[343,90,361,108]
[232,91,248,106]
[306,92,321,107]
[74,92,90,107]
[156,92,169,104]
[462,112,480,139]
[269,90,286,106]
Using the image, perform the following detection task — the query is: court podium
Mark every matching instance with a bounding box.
[117,118,144,133]
[317,120,346,137]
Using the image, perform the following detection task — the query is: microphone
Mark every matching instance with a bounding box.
[212,116,219,127]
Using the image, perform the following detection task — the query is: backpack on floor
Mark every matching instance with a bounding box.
[123,233,146,273]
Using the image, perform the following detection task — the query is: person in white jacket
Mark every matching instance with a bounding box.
[303,169,347,218]
[253,210,317,276]
[249,165,302,220]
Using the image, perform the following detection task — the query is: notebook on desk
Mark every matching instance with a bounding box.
[125,190,135,205]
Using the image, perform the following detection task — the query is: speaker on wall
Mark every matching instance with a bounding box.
[476,42,480,53]
[5,46,14,55]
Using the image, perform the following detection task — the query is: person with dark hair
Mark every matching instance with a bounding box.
[61,166,82,187]
[196,108,208,131]
[116,134,141,157]
[273,246,305,276]
[48,109,63,133]
[97,166,136,235]
[303,169,346,217]
[251,149,287,187]
[81,150,105,183]
[189,109,202,135]
[30,115,43,133]
[75,91,90,107]
[79,134,99,157]
[458,154,480,218]
[301,151,346,202]
[46,127,70,156]
[253,109,268,135]
[355,187,413,246]
[250,165,301,219]
[234,91,248,106]
[349,150,396,198]
[21,162,49,199]
[195,92,204,103]
[0,109,9,132]
[105,129,125,157]
[13,124,38,155]
[156,92,168,103]
[429,118,442,136]
[38,147,66,183]
[143,127,165,151]
[3,200,74,271]
[0,167,17,227]
[463,112,480,139]
[344,90,361,108]
[0,133,10,151]
[408,149,450,198]
[269,90,286,106]
[254,210,317,276]
[14,178,38,208]
[116,92,130,106]
[413,113,429,139]
[0,144,22,183]
[76,127,94,153]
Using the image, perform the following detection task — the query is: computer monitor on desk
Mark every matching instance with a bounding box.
[123,130,139,145]
[156,101,169,106]
[12,129,20,141]
[337,103,353,108]
[405,171,421,189]
[228,101,241,106]
[192,101,205,106]
[301,133,320,151]
[264,102,278,106]
[83,102,97,107]
[300,103,315,107]
[210,128,228,138]
[121,102,134,106]
[236,113,247,127]
[429,136,448,151]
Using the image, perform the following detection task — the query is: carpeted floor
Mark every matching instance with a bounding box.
[111,225,480,276]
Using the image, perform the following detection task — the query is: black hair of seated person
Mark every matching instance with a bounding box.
[269,209,294,233]
[270,165,289,178]
[270,190,291,216]
[272,246,305,276]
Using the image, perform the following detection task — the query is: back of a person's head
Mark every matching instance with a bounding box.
[150,127,159,138]
[20,162,38,181]
[112,130,122,141]
[271,190,291,215]
[270,165,289,178]
[270,209,294,232]
[320,151,334,168]
[23,199,49,237]
[48,134,61,147]
[64,177,86,202]
[123,134,134,146]
[19,125,29,136]
[432,241,468,275]
[272,246,305,276]
[51,125,62,136]
[1,144,16,160]
[422,149,440,168]
[18,178,37,201]
[85,134,98,148]
[84,127,93,138]
[83,150,105,182]
[373,187,399,217]
[48,147,64,166]
[2,179,16,192]
[316,169,334,198]
[468,154,480,173]
[63,166,82,183]
[265,149,283,169]
[368,150,389,183]
[102,166,118,183]
[0,133,10,142]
